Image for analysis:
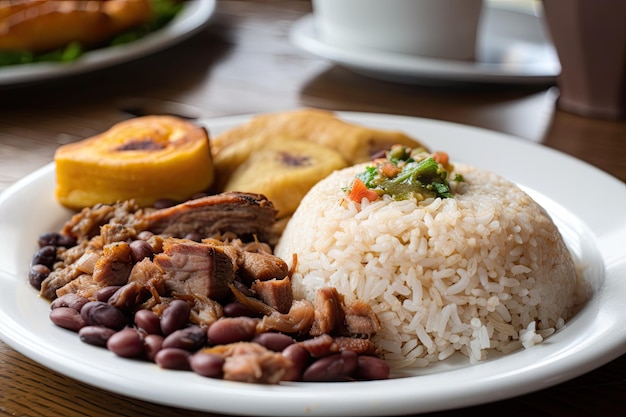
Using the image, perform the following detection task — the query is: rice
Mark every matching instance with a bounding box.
[274,162,587,369]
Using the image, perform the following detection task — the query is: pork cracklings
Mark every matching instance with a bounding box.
[30,191,389,384]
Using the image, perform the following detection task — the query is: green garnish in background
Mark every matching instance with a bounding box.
[0,0,183,67]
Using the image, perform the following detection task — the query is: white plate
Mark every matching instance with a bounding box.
[1,113,625,416]
[0,0,216,86]
[290,5,560,84]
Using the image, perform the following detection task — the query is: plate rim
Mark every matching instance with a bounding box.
[1,112,625,416]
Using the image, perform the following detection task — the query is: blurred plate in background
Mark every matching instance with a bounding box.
[0,0,216,86]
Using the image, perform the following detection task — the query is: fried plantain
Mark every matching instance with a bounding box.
[222,138,348,218]
[211,108,429,165]
[55,115,214,209]
[0,0,153,52]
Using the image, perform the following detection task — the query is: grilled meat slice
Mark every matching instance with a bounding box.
[40,265,83,300]
[310,287,345,336]
[256,299,315,334]
[252,277,293,314]
[309,287,381,337]
[234,250,289,283]
[61,199,142,241]
[54,273,98,300]
[332,337,380,356]
[189,294,224,327]
[128,258,164,290]
[202,342,292,384]
[153,238,235,301]
[343,300,381,336]
[92,242,133,287]
[138,192,279,245]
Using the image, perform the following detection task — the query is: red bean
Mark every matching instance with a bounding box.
[207,317,258,345]
[281,343,310,381]
[354,355,390,380]
[223,302,257,318]
[31,245,56,268]
[160,300,191,336]
[107,328,144,358]
[302,351,358,382]
[134,309,162,335]
[162,326,207,351]
[129,240,154,262]
[94,286,122,303]
[189,352,225,378]
[28,264,50,290]
[81,301,128,330]
[299,334,334,357]
[183,232,202,242]
[143,334,164,362]
[50,293,89,312]
[252,332,294,352]
[78,326,116,347]
[49,307,86,332]
[107,282,148,311]
[38,232,76,248]
[155,348,191,370]
[137,230,154,241]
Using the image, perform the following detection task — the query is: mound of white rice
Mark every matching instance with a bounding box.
[275,162,586,369]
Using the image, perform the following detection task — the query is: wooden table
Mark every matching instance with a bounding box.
[1,1,625,416]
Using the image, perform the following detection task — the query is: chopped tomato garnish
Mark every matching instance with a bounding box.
[379,161,400,178]
[432,151,449,166]
[348,178,379,203]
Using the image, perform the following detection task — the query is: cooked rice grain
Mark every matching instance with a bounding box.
[275,163,586,369]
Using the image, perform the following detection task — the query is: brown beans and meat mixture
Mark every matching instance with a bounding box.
[29,191,389,384]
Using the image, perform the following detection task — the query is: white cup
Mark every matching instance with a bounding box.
[312,0,484,61]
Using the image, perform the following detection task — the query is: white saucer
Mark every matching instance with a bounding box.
[290,5,560,85]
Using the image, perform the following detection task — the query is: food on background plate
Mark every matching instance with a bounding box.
[275,146,589,369]
[0,0,183,66]
[222,137,348,217]
[54,115,214,210]
[31,192,389,383]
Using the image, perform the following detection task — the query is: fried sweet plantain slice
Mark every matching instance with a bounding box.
[211,134,283,192]
[55,115,214,210]
[0,0,152,52]
[211,108,428,164]
[222,138,348,218]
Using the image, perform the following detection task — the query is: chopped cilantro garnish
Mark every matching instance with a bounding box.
[347,146,458,202]
[356,166,378,189]
[388,157,452,199]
